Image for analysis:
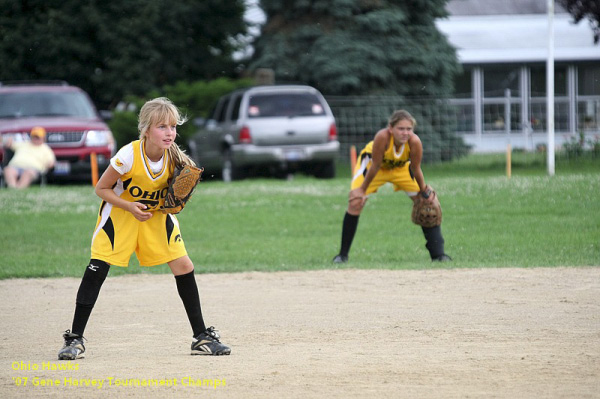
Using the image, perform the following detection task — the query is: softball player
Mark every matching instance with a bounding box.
[333,109,451,263]
[58,97,230,359]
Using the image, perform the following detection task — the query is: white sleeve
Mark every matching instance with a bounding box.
[111,143,134,175]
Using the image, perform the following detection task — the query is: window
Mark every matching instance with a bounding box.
[230,94,243,122]
[453,70,472,98]
[578,100,600,130]
[0,92,97,119]
[530,65,567,97]
[481,67,520,134]
[529,101,571,132]
[483,67,519,97]
[529,65,569,132]
[247,93,326,118]
[578,64,600,96]
[215,96,231,123]
[483,103,521,132]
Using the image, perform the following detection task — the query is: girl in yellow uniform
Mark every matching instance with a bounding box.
[333,109,451,263]
[58,98,230,359]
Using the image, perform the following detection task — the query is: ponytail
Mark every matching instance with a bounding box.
[168,144,196,169]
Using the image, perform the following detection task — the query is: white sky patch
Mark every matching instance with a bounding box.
[233,0,267,60]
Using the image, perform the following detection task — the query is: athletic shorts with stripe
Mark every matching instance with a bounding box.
[90,202,187,267]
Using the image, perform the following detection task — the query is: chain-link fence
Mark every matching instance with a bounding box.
[325,95,470,164]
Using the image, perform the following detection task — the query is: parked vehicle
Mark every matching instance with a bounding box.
[188,85,340,181]
[0,81,115,182]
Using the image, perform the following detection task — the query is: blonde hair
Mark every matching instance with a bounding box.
[388,110,417,128]
[137,97,196,168]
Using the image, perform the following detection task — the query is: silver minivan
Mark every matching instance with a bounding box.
[188,85,340,181]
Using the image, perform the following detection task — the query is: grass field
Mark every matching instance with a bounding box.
[0,152,598,279]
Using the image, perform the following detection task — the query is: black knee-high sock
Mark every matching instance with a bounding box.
[175,270,206,337]
[339,212,360,257]
[71,259,110,337]
[422,226,446,259]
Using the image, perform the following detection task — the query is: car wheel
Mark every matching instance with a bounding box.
[222,152,245,182]
[313,160,336,179]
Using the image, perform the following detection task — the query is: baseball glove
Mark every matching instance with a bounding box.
[411,186,442,228]
[162,165,204,214]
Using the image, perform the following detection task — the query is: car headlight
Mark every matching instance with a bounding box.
[85,130,113,147]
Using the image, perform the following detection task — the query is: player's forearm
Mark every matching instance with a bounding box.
[95,187,133,210]
[361,163,380,191]
[411,166,427,192]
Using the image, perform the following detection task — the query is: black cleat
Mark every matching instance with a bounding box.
[58,330,85,360]
[432,254,452,262]
[191,327,231,356]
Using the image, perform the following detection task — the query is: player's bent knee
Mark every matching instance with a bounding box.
[347,202,364,215]
[168,256,194,276]
[76,259,110,308]
[349,193,366,212]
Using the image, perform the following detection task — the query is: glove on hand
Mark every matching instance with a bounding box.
[162,165,203,214]
[411,186,442,227]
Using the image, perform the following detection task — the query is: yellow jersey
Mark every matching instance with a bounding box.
[363,136,410,170]
[111,139,172,211]
[91,140,187,267]
[352,136,419,194]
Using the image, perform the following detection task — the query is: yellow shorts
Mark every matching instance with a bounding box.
[351,151,420,195]
[90,203,187,267]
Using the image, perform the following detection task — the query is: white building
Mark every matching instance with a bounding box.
[437,0,600,152]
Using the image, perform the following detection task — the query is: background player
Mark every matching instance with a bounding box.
[333,109,451,263]
[58,97,230,359]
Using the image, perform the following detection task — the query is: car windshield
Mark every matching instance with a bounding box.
[247,93,326,118]
[0,91,97,118]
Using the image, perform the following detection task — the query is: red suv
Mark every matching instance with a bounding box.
[0,81,115,182]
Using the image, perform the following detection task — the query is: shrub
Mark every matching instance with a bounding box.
[108,78,255,150]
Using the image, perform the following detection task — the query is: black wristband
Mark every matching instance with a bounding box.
[421,188,430,199]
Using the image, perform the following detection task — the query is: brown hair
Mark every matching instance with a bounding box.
[137,97,195,169]
[388,110,417,128]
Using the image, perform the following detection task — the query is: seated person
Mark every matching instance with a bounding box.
[3,126,56,188]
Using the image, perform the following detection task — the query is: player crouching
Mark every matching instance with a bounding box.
[333,109,451,263]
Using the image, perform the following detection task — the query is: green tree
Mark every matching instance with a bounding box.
[0,0,248,108]
[249,0,460,97]
[108,77,255,149]
[248,0,468,162]
[557,0,600,43]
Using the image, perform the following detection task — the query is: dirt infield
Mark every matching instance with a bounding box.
[1,267,599,398]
